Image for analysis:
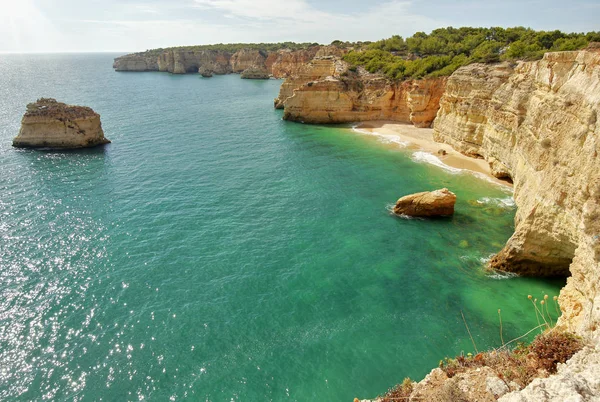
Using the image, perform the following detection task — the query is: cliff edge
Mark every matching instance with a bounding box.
[13,98,110,149]
[433,49,600,341]
[277,57,446,128]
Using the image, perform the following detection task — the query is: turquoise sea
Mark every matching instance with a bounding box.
[0,54,563,401]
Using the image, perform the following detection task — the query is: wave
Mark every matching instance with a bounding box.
[411,151,463,173]
[487,270,518,280]
[385,203,424,220]
[351,125,409,148]
[476,196,516,208]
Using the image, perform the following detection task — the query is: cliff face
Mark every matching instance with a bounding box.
[433,49,600,337]
[114,46,340,78]
[279,57,446,127]
[157,50,232,74]
[230,49,267,73]
[113,54,159,71]
[13,98,110,149]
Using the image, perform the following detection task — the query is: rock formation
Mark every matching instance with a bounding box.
[433,48,600,343]
[393,188,456,217]
[230,49,267,73]
[240,67,270,79]
[157,49,232,74]
[113,53,159,71]
[113,46,342,79]
[13,98,110,149]
[198,66,213,77]
[355,47,600,401]
[277,57,446,127]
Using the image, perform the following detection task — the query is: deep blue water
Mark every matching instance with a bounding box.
[0,53,562,401]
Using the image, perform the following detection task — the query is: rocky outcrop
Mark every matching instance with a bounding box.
[240,67,270,79]
[230,49,267,73]
[393,188,456,217]
[278,58,446,127]
[113,53,159,71]
[499,346,600,402]
[199,66,213,77]
[157,49,232,74]
[274,56,343,109]
[433,49,600,339]
[114,46,339,79]
[13,98,110,149]
[270,47,321,78]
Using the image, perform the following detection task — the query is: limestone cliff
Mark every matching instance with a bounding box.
[13,98,110,149]
[240,67,270,79]
[113,53,159,71]
[433,49,600,339]
[278,57,446,128]
[113,46,342,79]
[157,49,232,74]
[230,49,268,73]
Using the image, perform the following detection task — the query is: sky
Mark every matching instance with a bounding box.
[0,0,598,53]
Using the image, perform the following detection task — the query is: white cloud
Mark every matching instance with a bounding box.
[191,0,444,43]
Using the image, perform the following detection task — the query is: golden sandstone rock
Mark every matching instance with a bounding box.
[393,188,457,217]
[433,48,600,338]
[12,98,110,149]
[278,57,446,127]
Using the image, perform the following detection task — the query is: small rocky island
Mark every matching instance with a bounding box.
[393,188,457,217]
[12,98,111,149]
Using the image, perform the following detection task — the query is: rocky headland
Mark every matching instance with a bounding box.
[352,46,600,402]
[113,45,345,79]
[276,57,446,127]
[13,98,110,149]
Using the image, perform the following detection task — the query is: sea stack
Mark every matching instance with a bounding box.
[12,98,110,149]
[393,188,457,217]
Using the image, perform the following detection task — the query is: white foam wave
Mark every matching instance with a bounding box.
[487,271,518,280]
[479,254,495,264]
[476,197,516,208]
[386,203,425,220]
[351,125,409,148]
[411,151,463,173]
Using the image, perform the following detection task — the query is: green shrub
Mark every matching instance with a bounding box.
[342,27,599,80]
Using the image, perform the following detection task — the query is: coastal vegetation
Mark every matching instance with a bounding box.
[137,42,322,56]
[343,27,600,80]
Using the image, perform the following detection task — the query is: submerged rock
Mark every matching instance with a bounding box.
[13,98,110,149]
[393,188,456,217]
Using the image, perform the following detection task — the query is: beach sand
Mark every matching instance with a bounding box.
[355,121,513,188]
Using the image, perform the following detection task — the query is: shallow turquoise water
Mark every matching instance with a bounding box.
[0,54,563,401]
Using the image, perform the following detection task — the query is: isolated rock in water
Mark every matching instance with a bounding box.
[13,98,110,149]
[240,67,270,79]
[198,66,213,77]
[393,188,456,217]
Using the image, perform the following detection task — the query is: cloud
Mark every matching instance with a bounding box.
[191,0,444,42]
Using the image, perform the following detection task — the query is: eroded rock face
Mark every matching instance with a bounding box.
[230,49,267,73]
[157,50,232,74]
[113,46,345,80]
[240,67,270,79]
[274,57,342,109]
[13,98,110,149]
[433,49,600,337]
[393,188,456,217]
[113,54,159,71]
[499,346,600,402]
[278,57,446,127]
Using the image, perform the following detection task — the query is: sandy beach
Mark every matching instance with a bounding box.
[355,121,513,188]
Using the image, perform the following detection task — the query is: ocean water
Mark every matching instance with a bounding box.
[0,54,563,401]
